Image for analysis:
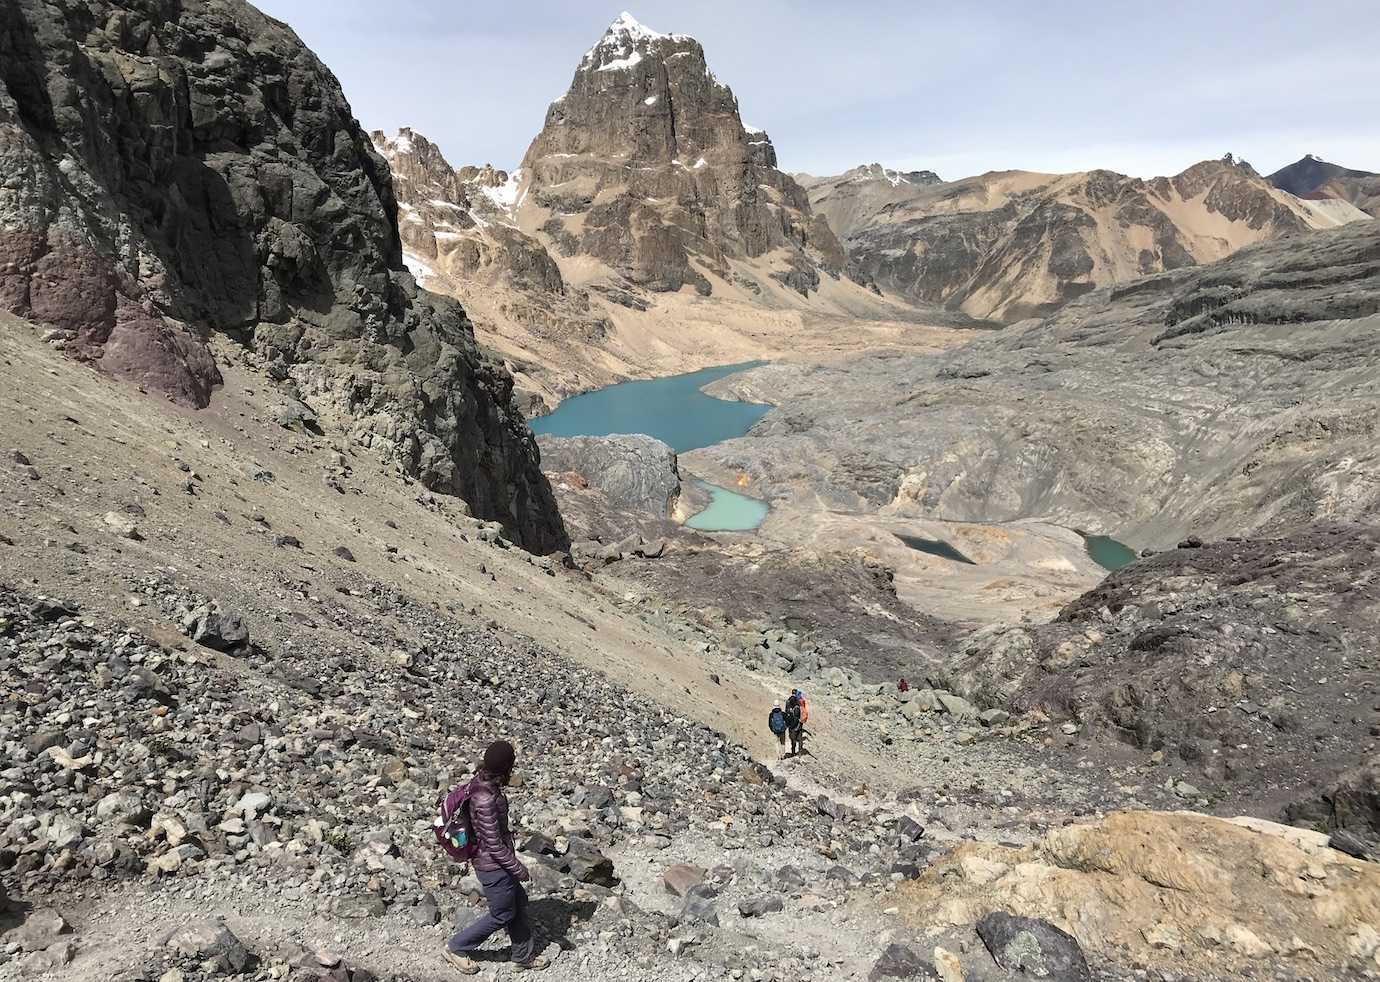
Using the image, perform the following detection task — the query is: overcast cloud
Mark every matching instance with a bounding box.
[251,0,1380,181]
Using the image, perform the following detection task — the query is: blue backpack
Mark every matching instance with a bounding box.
[768,707,787,735]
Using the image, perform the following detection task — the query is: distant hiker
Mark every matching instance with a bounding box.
[768,701,788,759]
[442,740,549,975]
[898,678,910,693]
[785,690,806,757]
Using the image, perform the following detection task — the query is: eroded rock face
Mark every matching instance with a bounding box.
[944,525,1380,814]
[0,0,564,552]
[901,811,1380,979]
[518,13,844,296]
[806,154,1361,322]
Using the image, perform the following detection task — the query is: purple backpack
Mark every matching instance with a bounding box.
[433,780,479,863]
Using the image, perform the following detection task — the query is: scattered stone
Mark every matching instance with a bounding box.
[662,864,706,898]
[869,943,939,980]
[103,511,143,540]
[737,894,784,918]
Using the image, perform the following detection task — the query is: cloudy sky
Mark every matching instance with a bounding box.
[253,0,1380,181]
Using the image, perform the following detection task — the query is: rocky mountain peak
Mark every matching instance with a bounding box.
[370,127,467,207]
[520,12,845,296]
[457,163,511,189]
[842,163,944,187]
[580,11,694,73]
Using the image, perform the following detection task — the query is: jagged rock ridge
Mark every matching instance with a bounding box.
[805,153,1372,321]
[517,12,848,297]
[0,0,564,551]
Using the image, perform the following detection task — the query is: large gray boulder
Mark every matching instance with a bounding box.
[539,434,681,517]
[0,0,564,552]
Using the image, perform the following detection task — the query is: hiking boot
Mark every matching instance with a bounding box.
[514,955,550,971]
[442,951,480,976]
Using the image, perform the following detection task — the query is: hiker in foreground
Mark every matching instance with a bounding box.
[441,740,549,975]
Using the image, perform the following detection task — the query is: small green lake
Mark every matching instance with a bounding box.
[685,480,770,532]
[529,361,769,453]
[1084,534,1138,571]
[530,362,771,531]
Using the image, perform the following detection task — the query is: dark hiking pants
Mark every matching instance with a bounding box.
[447,868,535,963]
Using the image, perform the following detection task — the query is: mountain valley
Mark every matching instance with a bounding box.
[1,4,1378,982]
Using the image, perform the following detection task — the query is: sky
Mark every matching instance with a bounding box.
[252,0,1380,182]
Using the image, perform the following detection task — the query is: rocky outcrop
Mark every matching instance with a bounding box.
[902,811,1380,979]
[517,13,845,297]
[1270,154,1380,218]
[806,154,1367,322]
[944,525,1380,814]
[0,0,563,552]
[537,434,681,517]
[1285,755,1380,841]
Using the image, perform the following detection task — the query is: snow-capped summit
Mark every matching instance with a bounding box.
[582,11,692,71]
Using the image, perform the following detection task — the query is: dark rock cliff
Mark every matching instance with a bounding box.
[0,0,565,552]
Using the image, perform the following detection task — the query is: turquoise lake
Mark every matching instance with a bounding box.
[1084,534,1138,571]
[684,480,770,532]
[530,362,772,531]
[529,361,769,453]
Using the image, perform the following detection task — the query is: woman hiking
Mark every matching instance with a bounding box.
[444,740,549,974]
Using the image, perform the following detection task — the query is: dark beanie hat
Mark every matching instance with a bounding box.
[482,740,516,777]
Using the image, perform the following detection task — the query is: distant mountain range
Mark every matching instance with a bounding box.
[799,153,1372,322]
[375,13,1380,386]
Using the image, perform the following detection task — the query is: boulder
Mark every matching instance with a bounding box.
[936,692,978,718]
[9,909,71,952]
[737,894,784,918]
[976,912,1091,981]
[676,884,719,927]
[190,609,250,653]
[95,790,150,828]
[868,943,939,980]
[165,919,250,973]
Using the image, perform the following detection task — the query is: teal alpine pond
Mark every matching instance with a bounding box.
[1084,534,1138,571]
[684,480,770,533]
[528,361,769,454]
